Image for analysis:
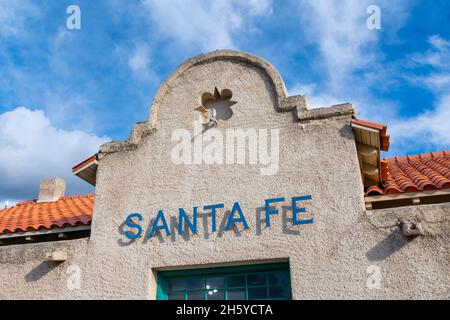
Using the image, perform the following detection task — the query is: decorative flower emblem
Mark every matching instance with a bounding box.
[195,87,237,124]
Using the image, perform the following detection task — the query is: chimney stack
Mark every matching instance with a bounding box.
[37,177,66,203]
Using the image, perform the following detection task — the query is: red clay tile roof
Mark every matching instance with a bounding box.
[0,194,93,235]
[367,151,450,196]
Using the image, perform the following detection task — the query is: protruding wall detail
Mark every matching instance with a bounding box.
[398,218,424,237]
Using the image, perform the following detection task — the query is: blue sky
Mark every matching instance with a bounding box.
[1,0,450,203]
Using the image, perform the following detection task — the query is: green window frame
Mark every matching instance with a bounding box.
[156,262,291,300]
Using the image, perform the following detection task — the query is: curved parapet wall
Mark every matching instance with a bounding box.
[99,50,353,157]
[150,50,292,121]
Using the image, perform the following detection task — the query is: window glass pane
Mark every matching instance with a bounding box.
[206,289,224,300]
[248,287,267,299]
[227,289,246,300]
[206,277,225,289]
[247,274,266,286]
[185,278,205,290]
[267,271,290,286]
[268,286,291,299]
[169,277,204,291]
[168,279,186,291]
[226,275,245,288]
[187,291,205,300]
[167,291,185,300]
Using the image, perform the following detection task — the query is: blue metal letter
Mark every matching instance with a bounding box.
[225,202,249,231]
[178,207,198,235]
[264,197,285,227]
[124,213,143,239]
[203,203,224,232]
[292,195,313,225]
[149,210,171,237]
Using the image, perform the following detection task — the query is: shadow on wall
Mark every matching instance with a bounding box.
[117,205,305,247]
[25,261,63,282]
[339,124,355,141]
[255,205,300,236]
[366,229,409,261]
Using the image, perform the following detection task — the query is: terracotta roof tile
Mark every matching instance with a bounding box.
[367,151,450,196]
[0,194,93,235]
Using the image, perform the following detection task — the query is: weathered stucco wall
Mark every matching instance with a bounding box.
[0,50,448,299]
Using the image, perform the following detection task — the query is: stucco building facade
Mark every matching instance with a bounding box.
[0,50,449,299]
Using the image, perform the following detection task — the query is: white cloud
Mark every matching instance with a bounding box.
[41,90,98,132]
[422,74,450,90]
[0,0,38,37]
[298,0,379,86]
[428,34,450,49]
[289,83,341,109]
[388,34,450,154]
[389,94,450,152]
[142,0,272,51]
[294,0,414,101]
[412,35,449,69]
[412,35,450,68]
[127,42,159,82]
[292,0,450,155]
[291,0,397,119]
[408,34,450,91]
[128,43,151,72]
[0,199,17,210]
[0,24,105,132]
[0,107,110,202]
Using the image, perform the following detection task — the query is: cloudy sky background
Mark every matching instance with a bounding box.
[1,0,449,205]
